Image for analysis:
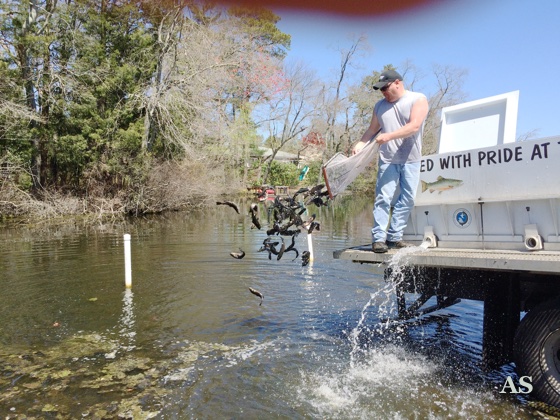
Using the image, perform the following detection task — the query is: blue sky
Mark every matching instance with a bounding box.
[273,0,560,139]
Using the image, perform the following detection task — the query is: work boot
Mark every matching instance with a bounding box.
[372,241,388,253]
[387,240,414,249]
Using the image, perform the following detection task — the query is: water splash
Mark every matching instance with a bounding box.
[348,293,375,367]
[378,242,431,323]
[298,346,445,419]
[347,243,431,358]
[386,240,430,273]
[299,345,522,420]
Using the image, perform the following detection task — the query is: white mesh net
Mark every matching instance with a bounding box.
[322,140,379,199]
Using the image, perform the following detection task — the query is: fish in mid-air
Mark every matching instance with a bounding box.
[307,221,321,234]
[230,248,245,259]
[307,184,325,196]
[301,250,311,267]
[216,201,240,214]
[258,237,280,260]
[291,187,309,200]
[249,203,261,229]
[276,236,286,261]
[301,214,316,231]
[249,287,264,305]
[284,234,299,260]
[306,195,328,207]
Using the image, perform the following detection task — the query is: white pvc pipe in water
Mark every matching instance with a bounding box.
[307,233,314,262]
[124,234,132,288]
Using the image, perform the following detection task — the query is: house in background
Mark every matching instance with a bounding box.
[257,147,300,165]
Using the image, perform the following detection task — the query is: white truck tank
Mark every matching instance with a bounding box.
[403,91,560,251]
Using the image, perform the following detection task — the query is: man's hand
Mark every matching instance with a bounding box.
[352,141,366,155]
[375,133,392,144]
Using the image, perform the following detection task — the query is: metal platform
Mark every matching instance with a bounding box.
[333,245,560,275]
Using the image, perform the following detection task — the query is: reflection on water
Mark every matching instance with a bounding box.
[115,289,136,354]
[0,197,538,418]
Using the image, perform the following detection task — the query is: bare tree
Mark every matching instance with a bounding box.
[135,16,239,157]
[141,4,186,152]
[255,60,321,183]
[137,8,288,150]
[422,64,468,154]
[322,35,370,155]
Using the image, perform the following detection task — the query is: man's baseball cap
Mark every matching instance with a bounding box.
[373,70,403,90]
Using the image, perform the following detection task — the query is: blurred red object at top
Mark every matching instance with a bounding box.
[215,0,442,16]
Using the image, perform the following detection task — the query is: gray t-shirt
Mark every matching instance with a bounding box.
[374,91,426,164]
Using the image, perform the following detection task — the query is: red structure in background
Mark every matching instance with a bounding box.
[302,132,325,148]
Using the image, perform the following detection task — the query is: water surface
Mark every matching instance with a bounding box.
[0,197,538,418]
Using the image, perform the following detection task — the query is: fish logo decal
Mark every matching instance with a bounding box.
[421,176,463,194]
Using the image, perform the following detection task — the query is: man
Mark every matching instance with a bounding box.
[352,69,429,253]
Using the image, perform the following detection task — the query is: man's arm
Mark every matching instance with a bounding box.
[375,96,429,144]
[352,113,381,155]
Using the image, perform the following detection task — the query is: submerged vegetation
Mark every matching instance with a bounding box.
[0,331,246,418]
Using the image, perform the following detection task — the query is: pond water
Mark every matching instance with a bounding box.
[0,196,540,418]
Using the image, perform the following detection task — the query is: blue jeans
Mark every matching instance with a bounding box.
[372,160,421,243]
